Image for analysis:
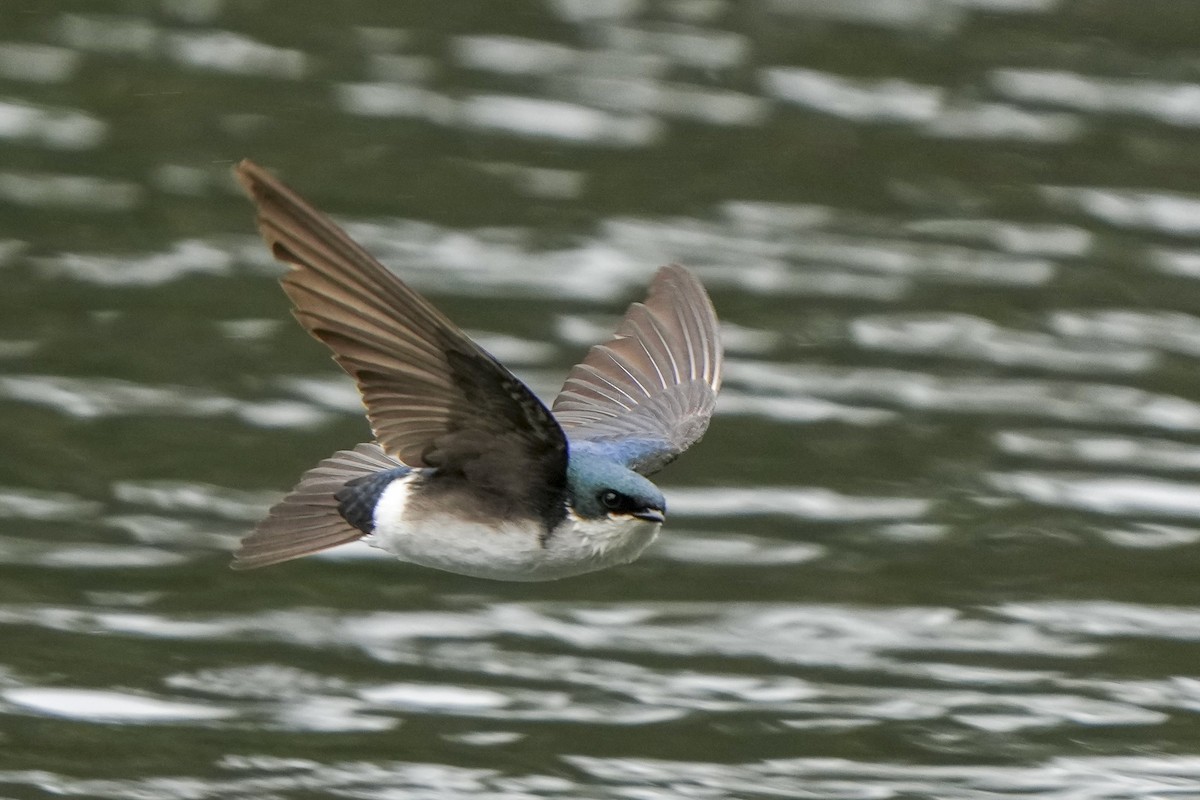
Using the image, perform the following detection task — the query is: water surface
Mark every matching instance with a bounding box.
[3,1,1200,797]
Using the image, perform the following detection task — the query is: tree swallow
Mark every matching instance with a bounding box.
[231,160,722,580]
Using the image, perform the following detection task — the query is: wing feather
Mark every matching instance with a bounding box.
[235,160,567,518]
[552,264,722,475]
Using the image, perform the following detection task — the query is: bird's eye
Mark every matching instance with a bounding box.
[599,489,624,510]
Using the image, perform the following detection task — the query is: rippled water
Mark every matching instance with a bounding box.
[4,1,1200,797]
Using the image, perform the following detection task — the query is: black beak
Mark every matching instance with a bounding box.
[633,508,665,524]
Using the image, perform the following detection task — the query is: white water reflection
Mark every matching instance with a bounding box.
[4,592,1166,743]
[668,486,929,520]
[1041,186,1200,237]
[40,240,233,285]
[1096,523,1200,549]
[650,531,825,565]
[3,688,233,723]
[904,218,1092,257]
[989,472,1200,519]
[0,487,101,521]
[0,374,332,428]
[112,481,274,522]
[0,171,140,210]
[922,102,1082,142]
[0,99,104,150]
[2,753,1196,800]
[103,513,243,556]
[700,262,910,301]
[568,754,1200,800]
[764,67,944,122]
[0,600,1102,666]
[336,82,454,122]
[1,587,1198,794]
[728,362,1200,431]
[166,30,307,78]
[996,430,1200,472]
[65,602,1112,667]
[359,683,511,712]
[457,94,662,146]
[276,375,362,413]
[784,233,1056,285]
[270,697,397,733]
[597,22,748,70]
[0,42,80,83]
[26,202,1074,304]
[1051,310,1200,357]
[999,602,1200,641]
[994,68,1200,127]
[1150,247,1200,279]
[853,313,1153,374]
[452,35,577,76]
[572,77,769,126]
[25,544,188,569]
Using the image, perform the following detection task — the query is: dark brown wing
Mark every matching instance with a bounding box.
[235,160,567,515]
[551,264,722,475]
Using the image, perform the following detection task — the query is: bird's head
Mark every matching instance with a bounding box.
[566,450,666,524]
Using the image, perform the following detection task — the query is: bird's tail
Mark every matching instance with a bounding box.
[231,442,403,570]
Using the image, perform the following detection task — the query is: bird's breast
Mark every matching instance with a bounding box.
[367,476,660,581]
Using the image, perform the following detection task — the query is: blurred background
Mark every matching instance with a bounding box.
[3,0,1200,797]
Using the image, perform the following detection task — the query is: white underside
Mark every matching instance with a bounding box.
[367,475,660,581]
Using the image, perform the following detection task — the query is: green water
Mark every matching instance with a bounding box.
[3,1,1200,797]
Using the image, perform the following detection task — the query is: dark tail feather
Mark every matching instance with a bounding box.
[232,443,403,570]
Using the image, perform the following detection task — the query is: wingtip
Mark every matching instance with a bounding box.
[655,263,695,281]
[232,158,270,201]
[233,157,262,178]
[648,264,707,305]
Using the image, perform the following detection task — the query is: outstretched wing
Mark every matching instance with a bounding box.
[235,160,567,516]
[551,264,722,475]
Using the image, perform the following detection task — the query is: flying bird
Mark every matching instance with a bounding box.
[232,160,722,580]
